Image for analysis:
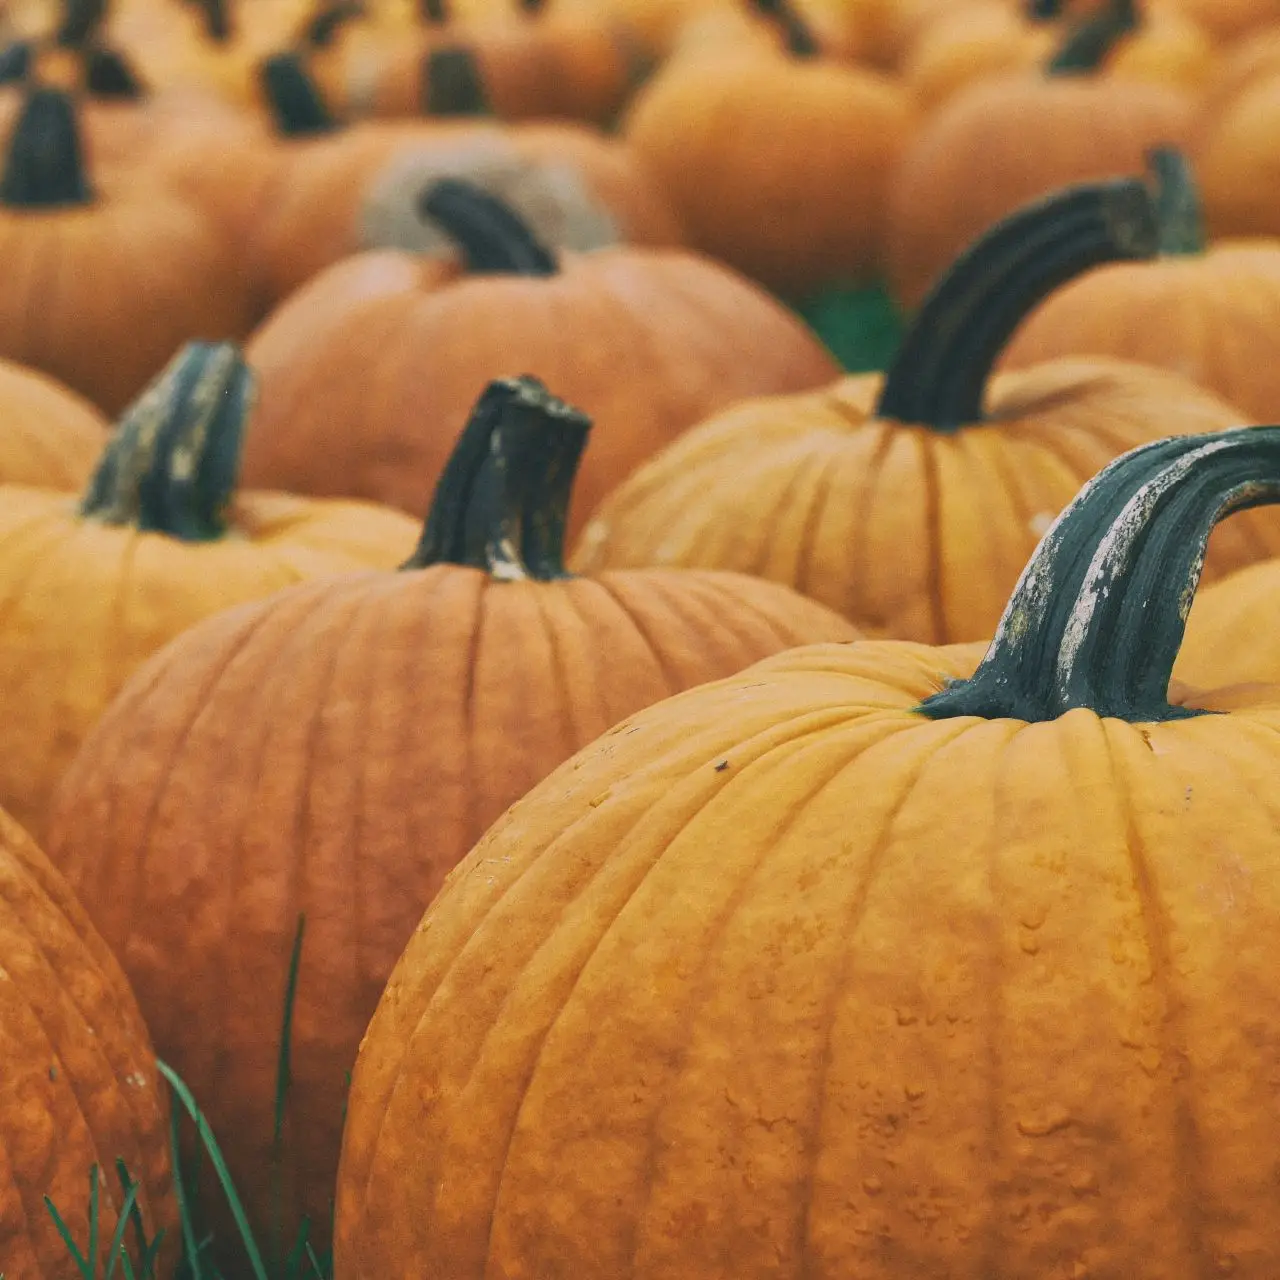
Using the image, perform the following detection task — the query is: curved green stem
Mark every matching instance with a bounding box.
[259,51,339,134]
[422,45,491,115]
[0,86,93,208]
[874,179,1157,430]
[1046,0,1139,75]
[80,342,253,541]
[419,179,559,275]
[1148,146,1205,257]
[402,377,591,580]
[918,428,1280,724]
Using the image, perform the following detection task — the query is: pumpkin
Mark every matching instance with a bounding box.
[884,33,1194,310]
[337,426,1280,1279]
[573,178,1280,642]
[242,180,837,538]
[0,806,177,1279]
[43,375,859,1270]
[1176,556,1280,691]
[0,356,107,487]
[1173,0,1280,44]
[0,341,417,838]
[1001,149,1280,425]
[0,80,256,413]
[621,41,915,299]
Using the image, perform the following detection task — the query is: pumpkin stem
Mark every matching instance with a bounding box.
[1046,0,1139,75]
[259,51,340,134]
[419,178,559,275]
[79,342,253,542]
[402,376,591,580]
[196,0,233,42]
[1025,0,1061,21]
[874,179,1157,430]
[421,0,448,21]
[422,45,491,115]
[303,0,363,48]
[745,0,821,56]
[1148,146,1205,257]
[917,428,1280,724]
[0,85,93,208]
[55,0,106,48]
[0,41,33,84]
[84,45,146,97]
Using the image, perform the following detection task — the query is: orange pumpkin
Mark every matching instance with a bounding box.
[1177,555,1280,690]
[44,375,858,1272]
[573,178,1280,642]
[0,355,106,487]
[0,81,256,413]
[621,39,916,299]
[0,341,417,838]
[885,46,1194,309]
[243,180,837,538]
[0,807,177,1279]
[1002,148,1280,425]
[336,426,1280,1279]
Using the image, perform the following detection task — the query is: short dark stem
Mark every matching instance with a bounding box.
[85,46,147,98]
[0,42,33,85]
[303,0,362,48]
[55,0,106,48]
[196,0,233,42]
[422,46,491,116]
[79,342,253,542]
[519,0,547,11]
[1026,0,1061,21]
[919,428,1280,723]
[1046,0,1139,75]
[745,0,821,56]
[0,86,93,209]
[419,179,559,276]
[259,52,339,135]
[1148,146,1205,257]
[421,0,447,21]
[874,179,1157,430]
[402,377,591,580]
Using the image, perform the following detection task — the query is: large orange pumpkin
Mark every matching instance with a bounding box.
[242,180,837,537]
[337,425,1280,1279]
[1001,148,1280,425]
[0,341,417,838]
[0,807,177,1280]
[575,178,1280,642]
[1175,556,1280,690]
[43,375,858,1271]
[0,80,257,413]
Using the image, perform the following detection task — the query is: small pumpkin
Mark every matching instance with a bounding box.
[573,178,1280,642]
[1176,554,1280,690]
[335,425,1280,1280]
[0,341,417,837]
[0,806,177,1279]
[44,375,858,1272]
[243,180,837,537]
[1002,148,1280,425]
[0,80,257,413]
[885,18,1194,310]
[0,356,107,487]
[621,38,916,299]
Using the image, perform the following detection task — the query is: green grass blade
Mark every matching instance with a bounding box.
[275,914,306,1147]
[158,1059,270,1280]
[102,1179,141,1280]
[166,1077,205,1280]
[43,1193,91,1279]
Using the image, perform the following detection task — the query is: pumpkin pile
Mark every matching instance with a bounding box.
[9,0,1280,1277]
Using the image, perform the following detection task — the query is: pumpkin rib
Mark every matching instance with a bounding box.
[1098,718,1207,1269]
[840,422,897,628]
[920,434,948,644]
[770,442,842,589]
[486,711,909,1271]
[591,575,682,697]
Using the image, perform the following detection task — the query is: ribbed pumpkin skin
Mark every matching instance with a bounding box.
[242,249,838,536]
[999,242,1280,424]
[335,640,1280,1279]
[0,359,107,488]
[572,358,1277,643]
[885,76,1194,310]
[0,487,417,838]
[0,808,175,1280]
[44,565,857,1261]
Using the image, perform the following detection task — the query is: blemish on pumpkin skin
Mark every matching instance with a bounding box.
[714,759,730,772]
[1015,1104,1072,1137]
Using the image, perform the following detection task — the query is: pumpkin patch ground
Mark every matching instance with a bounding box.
[11,1,1280,1277]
